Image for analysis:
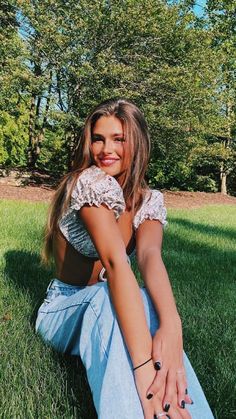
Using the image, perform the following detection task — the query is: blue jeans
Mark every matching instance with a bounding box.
[35,279,214,419]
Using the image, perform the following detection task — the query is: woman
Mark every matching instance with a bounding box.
[36,98,214,419]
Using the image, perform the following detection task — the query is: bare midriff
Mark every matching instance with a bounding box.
[53,210,135,286]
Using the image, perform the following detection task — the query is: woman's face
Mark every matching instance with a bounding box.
[91,115,128,178]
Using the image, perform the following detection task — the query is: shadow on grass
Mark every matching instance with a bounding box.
[172,217,236,242]
[4,250,96,419]
[4,214,236,419]
[162,219,236,419]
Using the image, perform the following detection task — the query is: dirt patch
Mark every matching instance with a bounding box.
[0,183,236,209]
[163,190,236,209]
[0,184,54,203]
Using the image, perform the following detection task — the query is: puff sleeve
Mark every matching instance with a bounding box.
[70,165,125,219]
[133,189,167,230]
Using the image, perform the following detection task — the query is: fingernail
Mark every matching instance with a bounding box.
[191,400,194,405]
[166,415,171,419]
[164,403,170,412]
[185,388,188,394]
[181,400,185,409]
[147,393,153,399]
[154,361,161,370]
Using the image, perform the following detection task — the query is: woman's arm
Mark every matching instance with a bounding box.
[80,205,190,418]
[136,220,192,409]
[80,204,170,417]
[136,220,180,326]
[80,204,153,366]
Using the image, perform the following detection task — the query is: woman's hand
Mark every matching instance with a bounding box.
[134,360,192,419]
[146,322,193,412]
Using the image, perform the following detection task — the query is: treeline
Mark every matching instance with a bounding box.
[0,0,235,194]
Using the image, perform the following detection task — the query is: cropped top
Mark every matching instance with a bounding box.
[59,165,167,259]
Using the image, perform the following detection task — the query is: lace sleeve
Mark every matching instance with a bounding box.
[133,189,167,230]
[70,165,126,219]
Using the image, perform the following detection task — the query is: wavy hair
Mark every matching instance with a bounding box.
[42,98,151,264]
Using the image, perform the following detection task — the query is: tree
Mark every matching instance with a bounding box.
[0,1,29,167]
[1,0,234,194]
[206,0,236,194]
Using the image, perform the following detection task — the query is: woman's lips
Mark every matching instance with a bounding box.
[99,158,119,166]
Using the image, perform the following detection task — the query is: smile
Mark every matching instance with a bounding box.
[99,159,119,166]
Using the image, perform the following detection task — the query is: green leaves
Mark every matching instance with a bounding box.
[0,0,235,194]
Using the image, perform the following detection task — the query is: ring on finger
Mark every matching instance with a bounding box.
[154,412,170,418]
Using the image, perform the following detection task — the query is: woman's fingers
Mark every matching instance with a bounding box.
[143,393,164,419]
[152,337,162,371]
[176,369,188,409]
[142,401,155,419]
[146,389,192,419]
[162,370,176,412]
[145,338,164,399]
[166,401,192,419]
[146,366,167,398]
[152,395,182,419]
[156,405,183,419]
[184,388,194,405]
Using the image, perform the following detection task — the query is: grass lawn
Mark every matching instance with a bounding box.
[0,200,235,418]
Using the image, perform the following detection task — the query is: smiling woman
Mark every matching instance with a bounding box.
[91,115,127,177]
[35,98,214,419]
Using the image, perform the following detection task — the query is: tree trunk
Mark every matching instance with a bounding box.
[219,82,232,195]
[37,71,53,156]
[28,93,36,168]
[220,163,227,195]
[28,71,53,168]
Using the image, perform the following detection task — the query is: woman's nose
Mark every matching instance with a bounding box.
[102,139,114,154]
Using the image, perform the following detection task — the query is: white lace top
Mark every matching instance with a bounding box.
[59,165,167,258]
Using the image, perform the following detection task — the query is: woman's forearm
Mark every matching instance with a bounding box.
[106,261,153,367]
[139,249,181,327]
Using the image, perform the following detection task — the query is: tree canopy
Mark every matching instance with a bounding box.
[0,0,235,194]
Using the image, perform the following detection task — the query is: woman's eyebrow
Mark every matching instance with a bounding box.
[92,132,124,137]
[113,133,124,137]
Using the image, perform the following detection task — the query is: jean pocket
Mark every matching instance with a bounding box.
[43,288,61,304]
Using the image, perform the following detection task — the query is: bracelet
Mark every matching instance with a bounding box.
[133,357,152,371]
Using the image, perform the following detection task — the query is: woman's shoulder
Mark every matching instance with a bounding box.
[133,188,167,230]
[71,165,126,218]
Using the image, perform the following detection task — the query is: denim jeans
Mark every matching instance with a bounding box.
[35,279,214,419]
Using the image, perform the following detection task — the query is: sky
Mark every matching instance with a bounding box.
[193,0,207,17]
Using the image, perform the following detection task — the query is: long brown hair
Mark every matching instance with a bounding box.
[42,98,151,264]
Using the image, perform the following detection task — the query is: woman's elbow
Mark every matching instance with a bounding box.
[103,252,128,275]
[137,246,162,267]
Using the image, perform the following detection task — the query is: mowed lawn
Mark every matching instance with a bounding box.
[0,200,235,419]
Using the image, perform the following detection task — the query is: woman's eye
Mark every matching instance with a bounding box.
[115,138,125,142]
[91,137,103,142]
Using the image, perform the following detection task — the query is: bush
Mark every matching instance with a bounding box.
[0,110,28,167]
[194,175,218,192]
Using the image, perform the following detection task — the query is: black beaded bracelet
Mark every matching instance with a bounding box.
[133,357,152,371]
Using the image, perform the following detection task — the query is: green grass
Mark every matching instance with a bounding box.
[0,200,235,418]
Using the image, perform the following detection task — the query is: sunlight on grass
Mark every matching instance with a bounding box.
[0,200,235,418]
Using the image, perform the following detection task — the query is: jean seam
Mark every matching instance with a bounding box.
[88,301,109,359]
[38,300,90,314]
[37,299,109,357]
